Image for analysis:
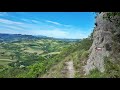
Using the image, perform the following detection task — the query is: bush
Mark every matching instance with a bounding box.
[104,56,120,78]
[103,12,120,27]
[81,50,89,59]
[88,68,104,78]
[87,57,120,78]
[0,65,4,69]
[26,62,45,77]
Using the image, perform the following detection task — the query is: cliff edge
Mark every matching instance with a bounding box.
[84,12,120,75]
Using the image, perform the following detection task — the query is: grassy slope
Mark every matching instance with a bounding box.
[0,38,76,78]
[41,38,92,78]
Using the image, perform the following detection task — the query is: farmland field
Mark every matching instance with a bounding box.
[0,33,79,78]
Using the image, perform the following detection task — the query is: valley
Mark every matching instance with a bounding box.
[0,12,120,78]
[0,33,79,78]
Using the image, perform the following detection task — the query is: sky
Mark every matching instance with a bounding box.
[0,12,96,39]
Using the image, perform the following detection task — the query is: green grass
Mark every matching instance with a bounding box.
[0,38,77,78]
[42,52,60,57]
[87,56,120,78]
[0,60,12,65]
[87,68,105,78]
[0,57,16,66]
[36,40,44,44]
[41,56,69,78]
[24,47,44,54]
[104,57,120,78]
[0,48,6,51]
[0,59,16,61]
[0,56,10,59]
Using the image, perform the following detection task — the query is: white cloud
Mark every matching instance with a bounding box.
[0,17,93,39]
[26,27,92,39]
[63,25,71,27]
[21,19,29,22]
[0,18,24,25]
[31,20,40,24]
[45,20,73,28]
[45,20,62,26]
[0,12,7,16]
[0,28,20,34]
[30,29,68,38]
[21,19,41,24]
[4,25,25,30]
[0,19,92,39]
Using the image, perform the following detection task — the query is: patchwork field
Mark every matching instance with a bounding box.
[24,47,44,54]
[0,34,78,78]
[0,60,12,65]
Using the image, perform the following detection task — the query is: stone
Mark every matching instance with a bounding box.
[84,12,120,75]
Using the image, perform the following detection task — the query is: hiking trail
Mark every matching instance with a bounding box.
[65,61,74,78]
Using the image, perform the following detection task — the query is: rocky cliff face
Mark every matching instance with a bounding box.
[84,12,120,75]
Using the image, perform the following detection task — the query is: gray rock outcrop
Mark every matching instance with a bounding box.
[84,12,119,75]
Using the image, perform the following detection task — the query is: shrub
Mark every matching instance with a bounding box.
[0,65,4,69]
[104,56,120,78]
[81,50,89,59]
[103,12,120,27]
[87,68,104,78]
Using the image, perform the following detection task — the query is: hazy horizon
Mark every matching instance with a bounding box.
[0,12,96,39]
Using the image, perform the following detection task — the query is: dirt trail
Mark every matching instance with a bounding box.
[40,60,75,78]
[66,61,74,78]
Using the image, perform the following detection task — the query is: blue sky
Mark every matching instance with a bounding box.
[0,12,96,39]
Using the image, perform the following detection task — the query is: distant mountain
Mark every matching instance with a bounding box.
[34,35,50,38]
[0,33,48,42]
[51,37,81,42]
[0,33,81,42]
[34,35,80,41]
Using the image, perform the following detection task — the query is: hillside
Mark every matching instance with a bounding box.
[0,33,39,42]
[0,12,120,78]
[41,12,120,78]
[41,38,92,78]
[0,33,78,78]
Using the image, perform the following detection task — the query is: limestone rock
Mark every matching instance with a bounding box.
[84,12,120,75]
